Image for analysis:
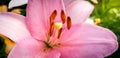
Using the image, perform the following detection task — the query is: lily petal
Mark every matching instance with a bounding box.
[26,0,65,40]
[59,45,104,58]
[8,0,28,9]
[59,23,118,58]
[64,0,94,24]
[8,37,60,58]
[0,12,30,42]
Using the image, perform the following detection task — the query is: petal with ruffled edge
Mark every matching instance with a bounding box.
[0,12,30,42]
[58,23,118,58]
[64,0,94,24]
[8,37,60,58]
[26,0,65,40]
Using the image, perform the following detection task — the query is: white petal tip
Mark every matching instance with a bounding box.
[8,0,28,9]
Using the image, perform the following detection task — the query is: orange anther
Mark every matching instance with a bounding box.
[61,10,66,24]
[67,17,72,30]
[50,10,57,25]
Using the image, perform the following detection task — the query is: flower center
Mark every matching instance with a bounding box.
[48,10,72,38]
[44,10,72,49]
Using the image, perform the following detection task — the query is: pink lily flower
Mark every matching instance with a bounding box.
[0,0,118,58]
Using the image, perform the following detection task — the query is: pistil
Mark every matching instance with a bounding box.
[57,28,63,38]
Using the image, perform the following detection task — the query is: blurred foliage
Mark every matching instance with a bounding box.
[19,6,26,16]
[0,0,10,5]
[0,37,7,58]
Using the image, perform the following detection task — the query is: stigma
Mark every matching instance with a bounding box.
[54,23,63,30]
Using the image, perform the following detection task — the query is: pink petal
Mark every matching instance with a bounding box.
[36,50,60,58]
[8,37,60,58]
[63,0,79,6]
[64,0,94,24]
[0,12,30,42]
[59,44,114,58]
[26,0,65,40]
[58,23,118,58]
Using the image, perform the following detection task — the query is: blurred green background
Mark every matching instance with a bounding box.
[0,0,120,58]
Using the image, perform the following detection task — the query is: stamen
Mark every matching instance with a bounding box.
[49,23,54,36]
[67,17,72,30]
[50,10,57,25]
[57,28,63,39]
[49,10,57,36]
[61,10,66,24]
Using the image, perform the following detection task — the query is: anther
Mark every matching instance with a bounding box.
[61,10,66,24]
[50,10,57,25]
[49,23,54,36]
[67,17,72,30]
[57,28,62,39]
